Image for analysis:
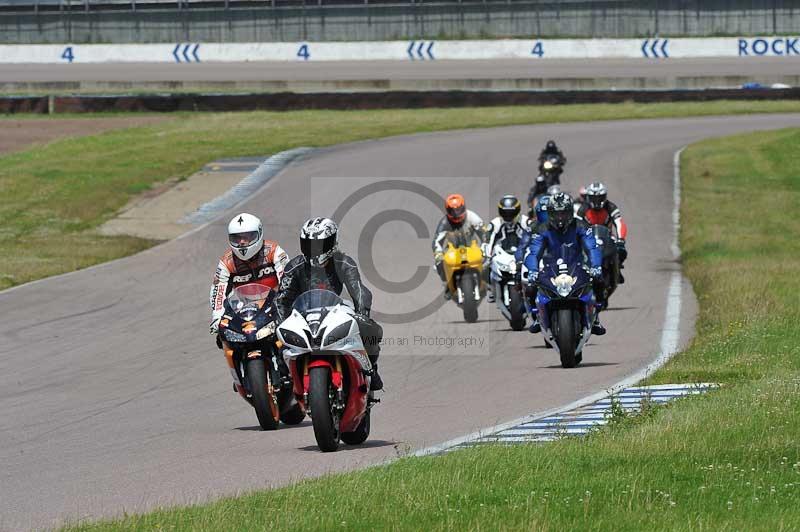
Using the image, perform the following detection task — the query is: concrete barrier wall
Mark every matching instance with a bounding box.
[3,36,800,63]
[2,1,800,44]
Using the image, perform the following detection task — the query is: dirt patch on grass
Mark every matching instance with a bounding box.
[0,116,169,155]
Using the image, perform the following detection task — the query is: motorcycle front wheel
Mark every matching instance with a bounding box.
[461,274,479,323]
[555,309,578,368]
[309,366,340,452]
[246,358,280,430]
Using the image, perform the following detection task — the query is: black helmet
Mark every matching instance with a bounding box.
[546,140,557,151]
[547,192,575,232]
[586,181,608,210]
[498,194,521,224]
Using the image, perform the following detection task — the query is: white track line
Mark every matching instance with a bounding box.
[414,146,688,456]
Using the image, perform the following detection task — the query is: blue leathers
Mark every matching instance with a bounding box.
[518,222,603,279]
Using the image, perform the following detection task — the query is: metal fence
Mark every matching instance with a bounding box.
[1,0,798,43]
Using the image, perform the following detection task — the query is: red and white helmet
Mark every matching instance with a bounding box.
[228,213,263,261]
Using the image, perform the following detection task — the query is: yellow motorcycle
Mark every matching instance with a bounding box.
[442,231,486,323]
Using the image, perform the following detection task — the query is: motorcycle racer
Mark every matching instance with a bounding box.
[275,218,385,391]
[576,181,628,283]
[520,193,606,336]
[538,139,567,170]
[485,195,530,303]
[432,194,486,287]
[209,212,289,336]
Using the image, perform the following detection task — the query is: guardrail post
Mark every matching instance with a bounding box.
[773,0,777,34]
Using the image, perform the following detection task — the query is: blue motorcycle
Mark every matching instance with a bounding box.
[535,244,598,368]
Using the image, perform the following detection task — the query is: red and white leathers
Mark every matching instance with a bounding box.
[209,240,289,324]
[577,200,628,240]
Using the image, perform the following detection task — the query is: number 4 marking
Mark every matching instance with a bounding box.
[531,41,544,58]
[61,46,74,63]
[297,44,310,61]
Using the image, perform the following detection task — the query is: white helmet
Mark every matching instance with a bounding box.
[228,213,263,261]
[300,217,338,267]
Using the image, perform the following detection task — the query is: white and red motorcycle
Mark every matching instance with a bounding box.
[277,289,377,452]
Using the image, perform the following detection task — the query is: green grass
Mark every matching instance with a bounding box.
[63,126,800,531]
[3,100,800,290]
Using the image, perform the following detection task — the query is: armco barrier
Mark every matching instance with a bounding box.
[2,37,800,64]
[3,88,798,114]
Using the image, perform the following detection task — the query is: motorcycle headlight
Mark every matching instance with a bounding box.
[552,273,577,297]
[279,328,308,348]
[543,161,554,170]
[323,322,352,347]
[223,329,247,343]
[256,322,276,340]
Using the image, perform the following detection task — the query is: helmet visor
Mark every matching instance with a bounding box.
[446,204,466,223]
[301,234,336,260]
[229,230,260,249]
[500,208,519,223]
[550,209,573,230]
[588,193,606,210]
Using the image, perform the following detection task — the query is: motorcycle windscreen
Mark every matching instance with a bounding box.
[227,283,272,311]
[292,289,343,314]
[542,244,582,278]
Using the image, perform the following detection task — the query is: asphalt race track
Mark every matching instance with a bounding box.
[0,57,794,83]
[2,114,799,530]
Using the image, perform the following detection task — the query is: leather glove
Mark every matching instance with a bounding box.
[527,270,539,283]
[588,266,603,281]
[209,317,220,335]
[616,240,628,262]
[434,251,444,263]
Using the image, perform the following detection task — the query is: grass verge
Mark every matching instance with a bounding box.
[3,100,800,290]
[64,127,800,531]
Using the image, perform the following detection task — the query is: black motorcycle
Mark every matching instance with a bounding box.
[218,283,305,430]
[529,154,565,203]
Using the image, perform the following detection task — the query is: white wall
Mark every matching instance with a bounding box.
[1,37,798,64]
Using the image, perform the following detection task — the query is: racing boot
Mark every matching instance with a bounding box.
[487,286,496,303]
[369,364,384,391]
[592,316,607,336]
[528,311,541,334]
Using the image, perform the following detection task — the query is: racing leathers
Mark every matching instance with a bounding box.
[485,214,531,258]
[210,240,289,332]
[517,221,603,318]
[275,251,383,380]
[576,200,628,268]
[432,210,486,282]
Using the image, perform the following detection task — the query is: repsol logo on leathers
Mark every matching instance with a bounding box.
[232,266,274,283]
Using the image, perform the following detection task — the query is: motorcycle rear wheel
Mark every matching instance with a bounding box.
[555,309,578,368]
[341,410,371,445]
[309,366,340,452]
[246,358,280,431]
[461,274,479,323]
[279,397,306,425]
